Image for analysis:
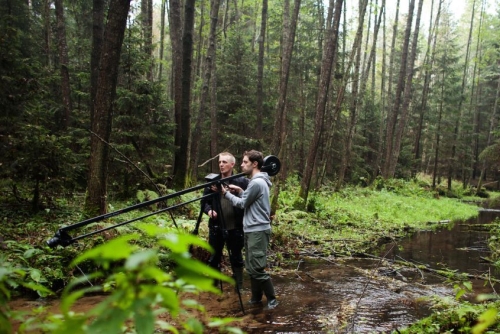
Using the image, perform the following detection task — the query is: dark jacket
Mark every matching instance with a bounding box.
[201,173,249,230]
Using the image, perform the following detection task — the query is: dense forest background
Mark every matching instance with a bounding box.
[2,0,500,216]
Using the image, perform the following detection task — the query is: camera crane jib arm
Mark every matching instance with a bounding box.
[46,155,281,248]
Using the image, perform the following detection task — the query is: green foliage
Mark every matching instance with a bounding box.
[274,175,481,255]
[0,257,54,333]
[2,224,242,333]
[136,189,159,210]
[487,218,500,268]
[397,298,500,334]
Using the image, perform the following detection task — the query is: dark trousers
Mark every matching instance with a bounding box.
[208,227,244,270]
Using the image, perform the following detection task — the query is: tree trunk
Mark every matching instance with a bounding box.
[432,70,445,188]
[176,0,196,187]
[298,0,343,205]
[382,0,414,178]
[336,0,369,190]
[372,0,388,180]
[190,0,221,182]
[270,0,301,155]
[477,66,500,192]
[85,0,131,216]
[90,0,105,124]
[169,0,184,186]
[388,0,423,177]
[467,0,485,186]
[210,53,219,172]
[194,0,205,79]
[413,0,440,175]
[54,0,72,130]
[448,0,476,189]
[42,0,52,67]
[141,0,153,81]
[256,0,268,140]
[158,0,166,81]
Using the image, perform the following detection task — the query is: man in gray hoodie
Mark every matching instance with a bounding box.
[221,150,278,309]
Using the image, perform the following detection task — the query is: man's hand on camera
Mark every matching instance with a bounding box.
[226,184,242,195]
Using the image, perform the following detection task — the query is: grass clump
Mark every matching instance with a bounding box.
[273,175,482,255]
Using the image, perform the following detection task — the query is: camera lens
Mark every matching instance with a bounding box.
[46,237,60,248]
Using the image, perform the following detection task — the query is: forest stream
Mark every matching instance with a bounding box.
[9,208,500,333]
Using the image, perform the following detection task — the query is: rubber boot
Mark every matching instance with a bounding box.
[262,278,279,309]
[249,278,263,305]
[232,266,244,291]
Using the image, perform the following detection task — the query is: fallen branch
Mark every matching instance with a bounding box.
[361,252,500,284]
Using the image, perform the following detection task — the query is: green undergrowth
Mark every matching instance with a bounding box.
[272,176,481,256]
[1,175,498,333]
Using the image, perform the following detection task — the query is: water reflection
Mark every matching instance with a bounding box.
[250,209,500,333]
[379,209,500,282]
[247,257,453,333]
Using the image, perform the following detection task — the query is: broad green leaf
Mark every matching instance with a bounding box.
[455,289,466,300]
[472,308,498,334]
[29,269,42,283]
[224,327,245,334]
[23,248,41,259]
[133,298,155,334]
[477,294,498,302]
[208,317,241,327]
[88,306,130,334]
[60,285,101,314]
[20,282,53,298]
[136,223,173,236]
[182,299,205,312]
[172,254,232,282]
[159,233,212,254]
[156,320,179,334]
[146,285,179,314]
[125,249,157,270]
[184,317,204,334]
[140,266,172,283]
[71,234,139,267]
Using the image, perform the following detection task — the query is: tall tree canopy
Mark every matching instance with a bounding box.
[2,0,499,212]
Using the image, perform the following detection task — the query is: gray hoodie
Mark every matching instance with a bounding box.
[223,172,272,233]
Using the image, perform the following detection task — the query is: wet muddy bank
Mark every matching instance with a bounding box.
[8,255,456,333]
[9,208,500,333]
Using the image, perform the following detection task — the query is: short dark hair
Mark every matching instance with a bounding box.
[244,150,264,169]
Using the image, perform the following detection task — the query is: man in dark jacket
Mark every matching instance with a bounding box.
[201,152,249,289]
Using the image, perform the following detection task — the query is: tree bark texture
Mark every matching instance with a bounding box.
[177,0,195,187]
[376,0,400,177]
[448,0,476,188]
[299,0,343,204]
[85,0,131,216]
[90,0,105,124]
[256,0,268,140]
[54,0,72,130]
[141,0,153,80]
[190,0,221,181]
[270,0,301,155]
[388,0,423,177]
[413,0,440,173]
[382,0,414,178]
[158,0,166,80]
[336,0,369,190]
[169,0,184,184]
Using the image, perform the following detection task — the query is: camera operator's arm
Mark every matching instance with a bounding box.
[226,184,243,195]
